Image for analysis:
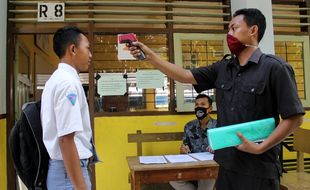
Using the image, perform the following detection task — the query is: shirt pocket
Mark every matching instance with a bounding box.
[239,82,266,109]
[215,80,233,108]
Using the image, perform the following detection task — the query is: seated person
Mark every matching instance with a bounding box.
[170,94,217,190]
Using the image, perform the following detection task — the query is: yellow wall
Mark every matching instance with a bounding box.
[301,111,310,130]
[0,119,6,190]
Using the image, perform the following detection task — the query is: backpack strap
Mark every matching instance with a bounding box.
[23,101,43,151]
[221,54,233,61]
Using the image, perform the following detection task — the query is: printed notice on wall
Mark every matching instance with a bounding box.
[97,73,127,96]
[136,70,165,89]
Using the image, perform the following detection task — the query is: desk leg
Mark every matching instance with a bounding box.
[131,172,141,190]
[130,173,135,190]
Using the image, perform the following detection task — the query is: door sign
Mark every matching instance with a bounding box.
[37,2,65,22]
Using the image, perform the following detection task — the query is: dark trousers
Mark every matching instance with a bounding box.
[215,166,280,190]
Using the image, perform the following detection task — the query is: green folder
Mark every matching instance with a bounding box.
[207,118,275,150]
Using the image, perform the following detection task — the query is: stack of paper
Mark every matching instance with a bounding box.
[139,156,167,164]
[189,152,214,161]
[164,154,197,163]
[139,153,214,164]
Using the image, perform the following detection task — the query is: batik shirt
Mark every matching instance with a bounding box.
[182,118,217,153]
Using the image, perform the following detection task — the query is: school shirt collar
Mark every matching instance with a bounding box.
[58,63,80,81]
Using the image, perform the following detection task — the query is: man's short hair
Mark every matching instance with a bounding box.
[195,94,213,106]
[53,26,84,58]
[233,8,266,43]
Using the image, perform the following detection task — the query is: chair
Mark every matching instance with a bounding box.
[280,128,310,190]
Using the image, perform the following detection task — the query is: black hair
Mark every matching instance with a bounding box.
[195,94,213,106]
[53,26,84,58]
[233,8,266,43]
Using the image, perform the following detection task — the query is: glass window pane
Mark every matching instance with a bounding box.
[275,41,305,99]
[93,34,169,113]
[180,40,224,103]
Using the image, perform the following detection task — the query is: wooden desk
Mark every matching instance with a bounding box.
[127,156,219,190]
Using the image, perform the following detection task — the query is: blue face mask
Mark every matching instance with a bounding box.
[195,107,208,120]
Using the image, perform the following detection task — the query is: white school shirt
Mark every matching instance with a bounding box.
[41,63,93,160]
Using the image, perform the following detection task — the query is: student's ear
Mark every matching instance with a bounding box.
[72,45,76,55]
[68,44,76,55]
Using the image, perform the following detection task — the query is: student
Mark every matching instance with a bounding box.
[170,94,216,190]
[129,8,304,190]
[41,26,98,190]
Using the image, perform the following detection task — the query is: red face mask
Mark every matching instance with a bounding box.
[226,34,246,56]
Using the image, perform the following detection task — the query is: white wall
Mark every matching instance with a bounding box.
[231,0,275,54]
[0,0,7,114]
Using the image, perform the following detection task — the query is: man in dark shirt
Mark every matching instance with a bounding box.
[170,94,217,190]
[129,8,304,190]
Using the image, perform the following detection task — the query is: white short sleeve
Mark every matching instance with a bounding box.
[54,81,83,137]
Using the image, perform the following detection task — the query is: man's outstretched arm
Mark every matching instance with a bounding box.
[130,41,197,84]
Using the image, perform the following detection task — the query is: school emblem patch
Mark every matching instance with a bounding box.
[67,93,77,106]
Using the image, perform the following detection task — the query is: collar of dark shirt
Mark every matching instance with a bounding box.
[228,48,263,68]
[195,118,214,132]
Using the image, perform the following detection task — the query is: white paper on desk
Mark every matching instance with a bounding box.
[189,152,214,161]
[139,156,167,164]
[164,154,197,163]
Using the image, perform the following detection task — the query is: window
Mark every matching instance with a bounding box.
[93,34,169,113]
[275,35,310,107]
[174,33,228,112]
